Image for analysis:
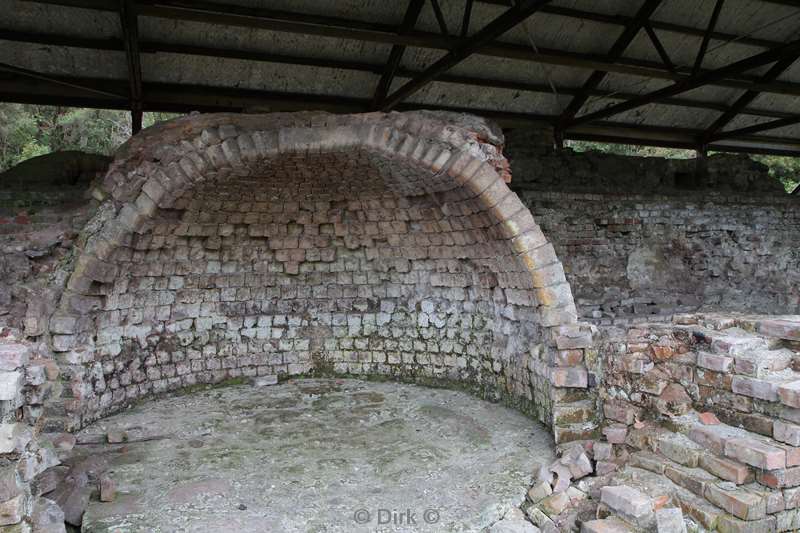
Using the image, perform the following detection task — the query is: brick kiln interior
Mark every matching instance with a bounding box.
[1,110,799,532]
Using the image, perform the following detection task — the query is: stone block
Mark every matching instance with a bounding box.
[540,491,570,517]
[0,344,29,371]
[696,351,733,372]
[725,437,786,470]
[655,507,686,533]
[778,381,800,408]
[0,371,22,402]
[600,485,653,519]
[715,514,775,533]
[630,451,666,475]
[758,320,800,341]
[704,483,766,520]
[657,433,703,467]
[581,518,635,532]
[734,349,793,377]
[775,420,800,447]
[699,453,753,485]
[594,442,613,461]
[664,464,715,497]
[99,475,116,502]
[756,465,800,489]
[603,424,628,444]
[527,480,552,503]
[32,497,66,533]
[550,367,588,388]
[0,494,24,526]
[731,375,779,402]
[698,412,720,425]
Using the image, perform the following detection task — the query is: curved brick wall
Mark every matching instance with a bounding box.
[46,112,594,440]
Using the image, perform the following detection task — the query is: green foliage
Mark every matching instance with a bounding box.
[0,103,179,173]
[566,140,695,159]
[751,154,800,193]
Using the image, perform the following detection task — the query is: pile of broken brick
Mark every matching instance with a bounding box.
[521,439,688,532]
[522,314,800,533]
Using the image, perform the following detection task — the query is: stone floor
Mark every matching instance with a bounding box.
[75,378,554,532]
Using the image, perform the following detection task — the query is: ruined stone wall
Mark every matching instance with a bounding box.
[45,112,594,440]
[503,128,800,320]
[505,128,785,194]
[0,181,91,530]
[519,191,800,321]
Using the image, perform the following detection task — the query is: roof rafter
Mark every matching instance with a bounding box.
[567,37,800,129]
[3,70,799,156]
[429,0,449,36]
[119,0,143,133]
[371,0,426,109]
[0,28,795,122]
[18,0,800,98]
[557,0,664,127]
[692,0,725,75]
[711,115,800,140]
[379,0,553,110]
[701,55,800,142]
[644,23,677,73]
[461,0,474,37]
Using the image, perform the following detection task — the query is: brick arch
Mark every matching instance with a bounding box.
[50,111,594,441]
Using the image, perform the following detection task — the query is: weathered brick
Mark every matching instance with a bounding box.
[725,437,786,470]
[699,453,753,485]
[704,483,766,520]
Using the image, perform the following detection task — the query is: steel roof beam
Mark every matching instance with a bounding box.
[693,0,726,75]
[120,0,143,133]
[711,115,800,140]
[371,0,425,109]
[19,0,800,98]
[558,0,664,127]
[2,71,799,155]
[0,28,795,121]
[701,55,800,142]
[567,37,800,128]
[379,0,552,110]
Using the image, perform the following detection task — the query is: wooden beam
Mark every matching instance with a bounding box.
[380,0,552,110]
[567,37,800,127]
[558,0,663,126]
[701,55,799,142]
[692,0,725,75]
[371,0,425,109]
[120,0,143,133]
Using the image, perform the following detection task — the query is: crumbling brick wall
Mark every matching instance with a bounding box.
[504,129,800,320]
[521,191,800,320]
[0,176,99,530]
[505,128,786,194]
[44,112,594,439]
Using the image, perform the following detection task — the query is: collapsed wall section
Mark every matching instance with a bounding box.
[45,112,594,440]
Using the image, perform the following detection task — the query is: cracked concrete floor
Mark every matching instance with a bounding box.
[77,379,554,532]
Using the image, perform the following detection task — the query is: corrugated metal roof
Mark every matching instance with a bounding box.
[0,0,798,154]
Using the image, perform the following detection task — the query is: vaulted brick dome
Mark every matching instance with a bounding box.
[49,111,591,436]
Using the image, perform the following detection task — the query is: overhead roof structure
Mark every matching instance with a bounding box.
[1,0,800,155]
